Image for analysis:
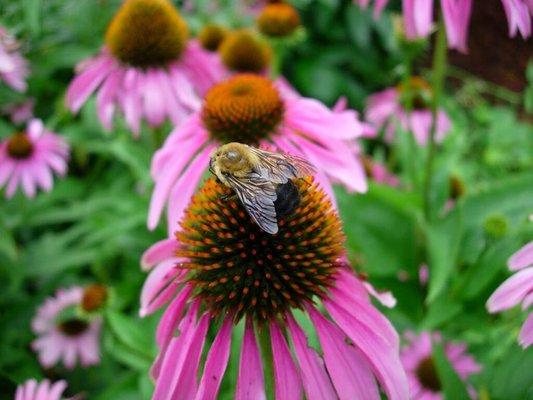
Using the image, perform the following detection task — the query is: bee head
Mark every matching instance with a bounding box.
[213,143,251,174]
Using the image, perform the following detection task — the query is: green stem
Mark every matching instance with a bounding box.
[423,18,448,222]
[151,126,164,150]
[270,42,285,79]
[257,324,274,400]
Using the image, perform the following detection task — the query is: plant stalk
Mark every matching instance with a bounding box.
[257,323,275,400]
[424,18,448,221]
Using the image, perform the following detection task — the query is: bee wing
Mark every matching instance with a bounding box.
[250,147,316,183]
[225,174,279,234]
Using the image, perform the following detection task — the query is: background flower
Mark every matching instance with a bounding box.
[487,242,533,348]
[14,379,68,400]
[0,26,29,92]
[66,0,224,135]
[0,119,69,198]
[401,331,481,399]
[32,286,102,369]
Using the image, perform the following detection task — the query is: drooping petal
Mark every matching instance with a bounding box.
[519,313,533,348]
[141,238,178,271]
[286,313,337,400]
[307,305,380,400]
[270,321,303,400]
[195,317,233,400]
[441,0,473,53]
[324,299,409,400]
[236,319,266,400]
[66,54,115,113]
[508,242,533,271]
[487,267,533,312]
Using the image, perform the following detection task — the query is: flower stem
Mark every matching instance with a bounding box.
[257,323,275,400]
[423,17,447,222]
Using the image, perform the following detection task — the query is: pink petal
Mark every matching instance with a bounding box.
[236,319,266,400]
[486,267,533,312]
[139,260,184,317]
[324,299,410,400]
[195,317,233,400]
[166,144,215,235]
[48,380,68,400]
[147,133,209,231]
[284,98,364,141]
[270,321,302,400]
[508,242,533,271]
[286,313,337,400]
[141,238,178,271]
[66,54,114,113]
[441,0,473,53]
[152,306,203,400]
[519,312,533,348]
[307,305,380,400]
[119,68,143,136]
[142,69,167,127]
[155,283,193,348]
[169,314,210,400]
[96,68,123,130]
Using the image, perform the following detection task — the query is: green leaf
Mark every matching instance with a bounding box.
[421,296,463,329]
[426,210,462,303]
[105,310,154,357]
[433,342,471,400]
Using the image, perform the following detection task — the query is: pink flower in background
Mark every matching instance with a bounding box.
[32,287,101,369]
[419,264,429,285]
[66,0,224,136]
[401,331,481,399]
[14,379,68,400]
[353,0,390,18]
[0,119,69,199]
[141,176,409,400]
[487,242,533,348]
[0,26,29,92]
[366,78,451,146]
[403,0,434,39]
[149,74,368,233]
[501,0,532,38]
[401,0,531,53]
[441,0,473,53]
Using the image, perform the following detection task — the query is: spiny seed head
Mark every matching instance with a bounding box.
[257,3,301,37]
[105,0,189,68]
[219,30,272,73]
[176,177,345,322]
[81,284,108,312]
[201,74,284,144]
[397,76,433,110]
[198,24,228,52]
[7,132,33,159]
[57,318,89,337]
[416,357,442,392]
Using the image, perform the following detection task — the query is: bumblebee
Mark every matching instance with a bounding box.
[209,142,315,234]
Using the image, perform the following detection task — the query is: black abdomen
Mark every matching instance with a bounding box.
[274,180,300,218]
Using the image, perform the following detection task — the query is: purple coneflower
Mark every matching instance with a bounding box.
[0,119,69,199]
[402,0,531,54]
[32,286,102,369]
[66,0,225,136]
[257,3,302,37]
[14,379,68,400]
[366,77,451,146]
[401,331,481,399]
[487,242,533,348]
[362,156,400,187]
[148,74,369,233]
[141,176,409,399]
[0,26,29,92]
